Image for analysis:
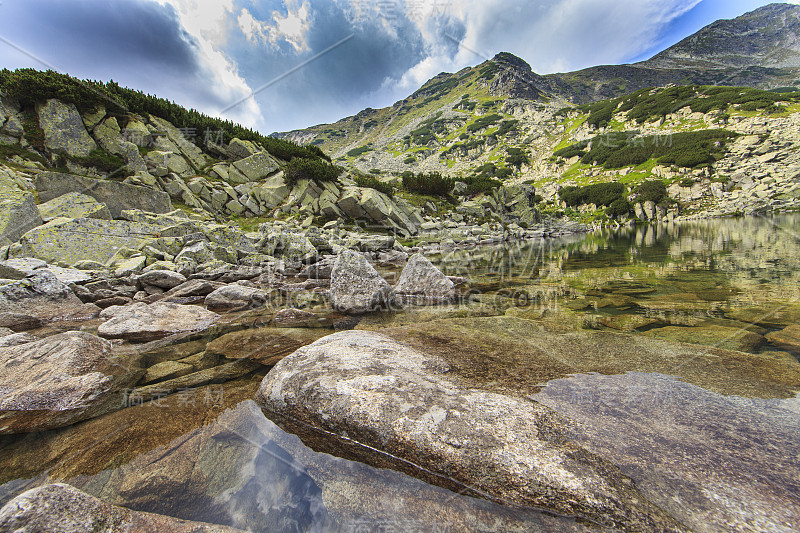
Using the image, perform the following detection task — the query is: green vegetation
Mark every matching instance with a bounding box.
[67,149,126,172]
[403,156,416,164]
[559,182,626,207]
[634,179,667,204]
[0,68,330,163]
[408,112,446,145]
[462,175,502,194]
[354,174,393,197]
[467,113,502,132]
[347,145,372,157]
[606,198,632,217]
[0,143,47,165]
[284,158,342,186]
[558,129,737,169]
[401,171,454,196]
[495,120,519,136]
[579,85,800,129]
[505,147,529,169]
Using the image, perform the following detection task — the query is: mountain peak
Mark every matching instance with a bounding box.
[643,2,800,69]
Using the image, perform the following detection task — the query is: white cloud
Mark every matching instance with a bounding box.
[151,0,262,127]
[237,2,312,52]
[398,0,703,78]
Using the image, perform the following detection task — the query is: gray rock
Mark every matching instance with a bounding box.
[0,332,37,347]
[204,284,268,312]
[137,269,187,289]
[35,172,172,218]
[329,249,396,314]
[0,483,245,532]
[256,330,686,533]
[0,185,42,246]
[35,99,98,157]
[0,257,47,279]
[37,192,111,222]
[394,253,456,304]
[0,331,141,433]
[226,137,261,160]
[97,302,219,343]
[16,217,159,265]
[229,152,280,183]
[0,270,99,324]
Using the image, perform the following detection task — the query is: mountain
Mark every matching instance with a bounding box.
[278,3,800,153]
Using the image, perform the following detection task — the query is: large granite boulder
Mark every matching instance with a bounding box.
[0,484,244,533]
[97,302,219,343]
[16,217,159,264]
[0,331,142,433]
[329,249,396,314]
[35,172,171,218]
[394,253,455,304]
[0,270,99,324]
[228,152,280,183]
[204,284,268,312]
[0,168,42,245]
[256,330,686,532]
[37,192,111,222]
[36,99,97,157]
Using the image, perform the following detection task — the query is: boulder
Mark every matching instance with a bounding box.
[394,253,455,304]
[0,270,99,324]
[229,152,280,183]
[206,327,329,365]
[256,330,686,532]
[0,331,142,433]
[766,324,800,355]
[0,170,42,245]
[16,218,159,265]
[97,302,219,343]
[642,324,765,353]
[37,191,111,222]
[0,257,47,279]
[137,269,187,289]
[252,174,289,210]
[204,284,268,312]
[35,172,172,218]
[329,249,396,314]
[0,484,245,533]
[36,99,98,157]
[226,137,261,160]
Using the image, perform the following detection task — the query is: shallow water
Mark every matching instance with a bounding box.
[2,214,800,532]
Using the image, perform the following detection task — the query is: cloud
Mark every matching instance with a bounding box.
[238,2,312,52]
[0,0,777,133]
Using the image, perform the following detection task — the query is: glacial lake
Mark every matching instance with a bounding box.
[1,214,799,532]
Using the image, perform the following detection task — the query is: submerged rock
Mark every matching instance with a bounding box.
[256,330,687,532]
[98,302,219,343]
[329,250,396,314]
[393,253,456,304]
[0,331,142,434]
[766,324,800,355]
[0,483,245,532]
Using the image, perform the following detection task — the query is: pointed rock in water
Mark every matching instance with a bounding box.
[97,302,219,342]
[394,253,455,304]
[329,249,396,314]
[0,483,246,533]
[255,330,688,532]
[0,331,142,434]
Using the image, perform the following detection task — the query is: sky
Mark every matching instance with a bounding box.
[0,0,793,133]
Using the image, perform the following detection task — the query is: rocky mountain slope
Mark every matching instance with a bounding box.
[275,4,800,225]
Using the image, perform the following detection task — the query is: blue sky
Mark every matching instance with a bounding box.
[0,0,790,133]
